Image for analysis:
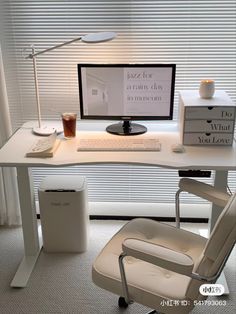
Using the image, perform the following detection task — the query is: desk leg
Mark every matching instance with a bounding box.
[11,167,42,287]
[211,170,229,295]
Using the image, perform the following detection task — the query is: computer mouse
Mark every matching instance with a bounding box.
[171,143,185,153]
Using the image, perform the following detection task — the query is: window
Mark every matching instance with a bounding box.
[1,0,235,209]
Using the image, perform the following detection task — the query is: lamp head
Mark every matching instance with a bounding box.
[81,32,116,43]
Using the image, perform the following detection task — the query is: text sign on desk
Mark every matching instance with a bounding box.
[123,68,173,116]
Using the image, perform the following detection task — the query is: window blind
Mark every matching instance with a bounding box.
[1,0,235,206]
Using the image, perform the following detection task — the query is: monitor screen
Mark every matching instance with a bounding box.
[78,64,176,135]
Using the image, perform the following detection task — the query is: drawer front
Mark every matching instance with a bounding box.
[183,133,234,145]
[185,106,235,120]
[184,119,235,133]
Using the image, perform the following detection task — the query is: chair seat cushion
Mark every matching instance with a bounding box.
[92,218,207,313]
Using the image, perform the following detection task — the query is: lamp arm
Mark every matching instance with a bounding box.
[27,36,82,58]
[31,48,41,128]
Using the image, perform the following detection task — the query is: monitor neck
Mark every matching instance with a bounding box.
[123,120,132,133]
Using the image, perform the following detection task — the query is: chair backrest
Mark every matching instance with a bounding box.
[200,192,236,275]
[186,192,236,300]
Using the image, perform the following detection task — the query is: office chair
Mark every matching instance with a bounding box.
[175,178,231,228]
[92,192,236,314]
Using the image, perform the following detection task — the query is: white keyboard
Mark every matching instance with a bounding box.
[77,137,161,151]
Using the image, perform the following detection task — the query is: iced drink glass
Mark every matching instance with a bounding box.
[61,113,77,138]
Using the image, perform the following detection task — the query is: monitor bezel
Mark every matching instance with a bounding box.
[78,63,176,121]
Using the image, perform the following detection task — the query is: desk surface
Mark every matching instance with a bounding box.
[0,121,235,170]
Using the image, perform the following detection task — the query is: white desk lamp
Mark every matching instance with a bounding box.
[27,32,116,135]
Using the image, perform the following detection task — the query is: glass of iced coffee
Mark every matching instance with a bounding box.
[61,112,77,139]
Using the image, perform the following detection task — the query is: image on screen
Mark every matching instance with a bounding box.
[78,64,176,135]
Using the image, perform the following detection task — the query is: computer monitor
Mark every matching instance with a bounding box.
[78,64,176,135]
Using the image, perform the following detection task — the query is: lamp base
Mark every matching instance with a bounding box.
[33,126,63,136]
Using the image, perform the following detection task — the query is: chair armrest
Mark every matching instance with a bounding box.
[122,238,194,276]
[179,178,230,207]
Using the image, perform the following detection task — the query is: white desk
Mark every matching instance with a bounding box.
[0,121,235,287]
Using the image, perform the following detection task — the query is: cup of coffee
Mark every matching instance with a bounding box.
[61,112,77,138]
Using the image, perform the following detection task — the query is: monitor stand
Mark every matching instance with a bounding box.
[106,120,147,135]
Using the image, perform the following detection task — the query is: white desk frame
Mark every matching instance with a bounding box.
[0,121,235,288]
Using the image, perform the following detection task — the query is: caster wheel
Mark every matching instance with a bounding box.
[118,296,129,308]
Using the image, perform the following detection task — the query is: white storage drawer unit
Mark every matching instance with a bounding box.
[179,90,236,145]
[39,175,88,253]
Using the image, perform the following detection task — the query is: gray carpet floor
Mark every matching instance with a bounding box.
[0,220,235,314]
